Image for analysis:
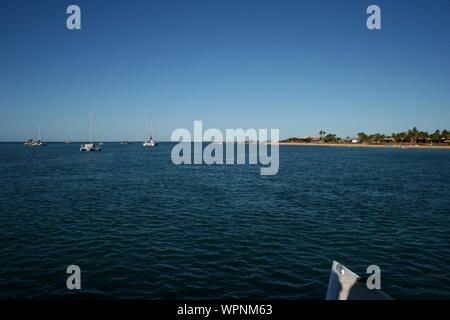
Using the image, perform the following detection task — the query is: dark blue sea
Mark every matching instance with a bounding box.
[0,142,449,299]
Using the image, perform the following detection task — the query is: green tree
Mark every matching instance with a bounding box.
[324,133,338,143]
[391,133,399,143]
[319,130,326,140]
[430,130,440,143]
[357,132,368,143]
[407,127,419,144]
[442,129,449,140]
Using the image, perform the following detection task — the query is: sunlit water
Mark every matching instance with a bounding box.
[0,142,449,299]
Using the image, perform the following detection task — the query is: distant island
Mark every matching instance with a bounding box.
[280,127,450,149]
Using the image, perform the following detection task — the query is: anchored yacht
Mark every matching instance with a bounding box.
[143,115,158,147]
[143,137,157,147]
[80,112,102,152]
[25,125,47,147]
[80,143,101,152]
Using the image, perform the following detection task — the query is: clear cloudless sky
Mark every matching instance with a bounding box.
[1,0,450,141]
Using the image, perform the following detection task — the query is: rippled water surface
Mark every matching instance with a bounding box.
[1,143,450,299]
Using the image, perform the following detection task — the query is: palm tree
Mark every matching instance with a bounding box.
[324,133,338,143]
[357,132,368,143]
[319,130,326,140]
[407,127,419,144]
[442,129,449,141]
[430,130,440,144]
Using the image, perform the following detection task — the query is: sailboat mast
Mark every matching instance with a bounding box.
[151,117,153,138]
[38,125,42,141]
[90,112,93,143]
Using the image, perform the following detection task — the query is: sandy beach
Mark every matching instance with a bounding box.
[275,142,450,150]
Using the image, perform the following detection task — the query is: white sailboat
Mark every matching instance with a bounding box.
[65,130,73,144]
[24,125,35,146]
[80,112,102,152]
[29,125,47,147]
[143,115,158,147]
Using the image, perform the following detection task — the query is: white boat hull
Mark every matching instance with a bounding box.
[30,141,47,147]
[80,143,102,152]
[143,139,157,147]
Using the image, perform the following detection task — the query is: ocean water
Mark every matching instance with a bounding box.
[0,142,449,299]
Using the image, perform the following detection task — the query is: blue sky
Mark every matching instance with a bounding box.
[1,0,450,141]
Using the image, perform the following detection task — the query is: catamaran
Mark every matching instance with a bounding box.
[143,115,158,147]
[25,125,47,147]
[80,112,102,152]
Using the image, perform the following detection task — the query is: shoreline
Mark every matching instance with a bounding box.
[274,142,450,149]
[3,141,450,150]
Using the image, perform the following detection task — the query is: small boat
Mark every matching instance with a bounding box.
[28,125,47,147]
[120,141,130,145]
[80,143,101,152]
[143,115,158,147]
[24,125,36,146]
[143,137,157,147]
[64,135,74,144]
[326,261,392,300]
[80,112,102,152]
[30,140,47,147]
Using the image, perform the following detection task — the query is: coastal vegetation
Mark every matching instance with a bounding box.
[281,127,450,145]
